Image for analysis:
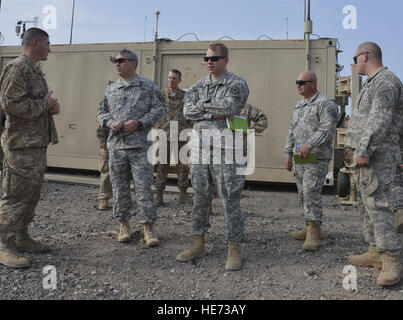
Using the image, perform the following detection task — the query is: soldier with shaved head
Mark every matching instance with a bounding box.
[345,41,403,286]
[284,70,339,252]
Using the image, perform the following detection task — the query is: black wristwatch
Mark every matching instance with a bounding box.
[137,121,143,131]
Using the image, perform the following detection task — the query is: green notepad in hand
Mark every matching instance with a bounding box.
[293,153,317,164]
[226,116,248,134]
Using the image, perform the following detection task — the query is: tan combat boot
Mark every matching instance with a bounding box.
[395,208,403,233]
[302,221,321,251]
[176,234,206,262]
[178,190,193,203]
[15,228,50,253]
[155,191,163,206]
[0,235,31,268]
[348,245,382,269]
[117,221,131,243]
[291,226,323,240]
[225,241,242,271]
[143,223,159,247]
[377,253,402,286]
[98,199,108,211]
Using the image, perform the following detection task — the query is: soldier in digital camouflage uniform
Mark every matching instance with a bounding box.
[0,28,60,268]
[345,42,403,286]
[284,71,339,252]
[98,48,165,246]
[154,69,193,206]
[96,121,112,211]
[176,42,249,271]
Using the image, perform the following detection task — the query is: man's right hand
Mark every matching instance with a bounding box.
[285,157,293,172]
[110,121,123,132]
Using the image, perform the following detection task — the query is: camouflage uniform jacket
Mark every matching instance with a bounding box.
[97,75,165,150]
[284,91,339,160]
[184,71,249,150]
[345,67,403,158]
[240,103,268,133]
[0,55,58,149]
[159,88,192,140]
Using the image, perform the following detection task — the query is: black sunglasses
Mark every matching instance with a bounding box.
[353,51,370,64]
[110,57,134,64]
[203,56,226,62]
[296,80,313,86]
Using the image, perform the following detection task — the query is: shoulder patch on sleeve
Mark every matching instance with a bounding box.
[230,85,241,96]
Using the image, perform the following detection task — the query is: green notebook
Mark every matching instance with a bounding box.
[293,153,317,164]
[226,116,248,133]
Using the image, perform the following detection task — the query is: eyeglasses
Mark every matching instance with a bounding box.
[353,51,370,64]
[203,56,226,62]
[296,80,313,86]
[110,57,134,64]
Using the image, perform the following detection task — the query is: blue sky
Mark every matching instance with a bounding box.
[1,0,402,80]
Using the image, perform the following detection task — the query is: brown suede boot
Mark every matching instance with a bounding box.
[155,191,163,206]
[176,234,206,262]
[117,221,131,243]
[225,241,242,271]
[143,223,159,247]
[15,228,50,253]
[178,190,193,203]
[395,208,403,234]
[98,199,108,211]
[0,235,31,268]
[303,222,321,251]
[348,245,382,270]
[377,253,402,286]
[291,226,323,240]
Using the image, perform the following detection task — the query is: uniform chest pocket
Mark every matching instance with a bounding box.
[30,76,47,98]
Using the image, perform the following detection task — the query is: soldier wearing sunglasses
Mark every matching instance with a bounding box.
[345,42,403,286]
[177,42,249,271]
[98,48,165,247]
[284,71,339,252]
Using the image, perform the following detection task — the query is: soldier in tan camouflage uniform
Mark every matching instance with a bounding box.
[154,69,193,206]
[98,48,165,246]
[345,42,403,286]
[97,122,112,210]
[0,28,59,268]
[284,71,339,252]
[176,43,249,271]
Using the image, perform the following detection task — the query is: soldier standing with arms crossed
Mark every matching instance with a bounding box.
[345,42,403,286]
[98,48,165,246]
[177,42,249,271]
[154,69,193,206]
[0,28,59,268]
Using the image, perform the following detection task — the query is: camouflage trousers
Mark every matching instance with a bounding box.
[190,148,245,242]
[293,160,330,224]
[154,142,190,192]
[352,152,401,255]
[109,147,156,224]
[98,148,112,200]
[0,147,47,239]
[391,163,403,211]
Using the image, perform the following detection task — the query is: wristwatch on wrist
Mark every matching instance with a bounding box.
[137,121,143,131]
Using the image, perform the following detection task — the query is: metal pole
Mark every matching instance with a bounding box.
[69,0,75,44]
[152,10,160,84]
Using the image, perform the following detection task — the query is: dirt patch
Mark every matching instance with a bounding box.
[0,178,402,300]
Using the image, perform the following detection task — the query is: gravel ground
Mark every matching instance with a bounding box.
[0,175,402,301]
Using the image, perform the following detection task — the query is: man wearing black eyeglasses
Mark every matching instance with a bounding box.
[284,71,339,252]
[98,48,165,247]
[345,42,403,286]
[177,42,249,271]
